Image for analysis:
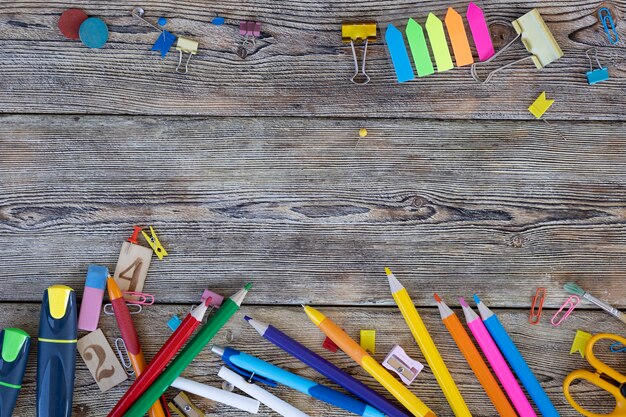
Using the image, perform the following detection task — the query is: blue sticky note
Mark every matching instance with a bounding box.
[586,67,609,85]
[385,24,415,83]
[151,30,177,58]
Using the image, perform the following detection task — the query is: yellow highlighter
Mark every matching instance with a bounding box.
[303,305,436,417]
[385,268,472,417]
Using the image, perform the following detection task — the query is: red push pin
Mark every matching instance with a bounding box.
[125,226,143,254]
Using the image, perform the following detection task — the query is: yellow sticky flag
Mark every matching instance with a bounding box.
[570,330,592,358]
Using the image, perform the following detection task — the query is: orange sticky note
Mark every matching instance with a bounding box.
[445,7,474,66]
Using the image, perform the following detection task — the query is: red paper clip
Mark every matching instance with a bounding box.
[123,291,155,305]
[551,295,580,326]
[529,287,546,325]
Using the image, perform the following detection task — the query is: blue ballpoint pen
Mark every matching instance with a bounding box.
[211,346,385,417]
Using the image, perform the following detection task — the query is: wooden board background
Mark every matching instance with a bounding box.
[1,0,625,416]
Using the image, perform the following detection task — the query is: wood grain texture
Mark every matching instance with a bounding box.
[0,0,624,118]
[2,115,626,306]
[2,304,621,417]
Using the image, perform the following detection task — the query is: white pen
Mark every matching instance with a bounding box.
[171,377,260,414]
[217,366,311,417]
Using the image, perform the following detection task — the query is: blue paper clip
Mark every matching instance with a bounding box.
[610,342,626,353]
[599,7,619,45]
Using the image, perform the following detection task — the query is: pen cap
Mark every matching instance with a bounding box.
[0,328,30,386]
[78,265,108,331]
[39,285,77,340]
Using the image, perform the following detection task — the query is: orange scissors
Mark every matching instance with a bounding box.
[563,333,626,417]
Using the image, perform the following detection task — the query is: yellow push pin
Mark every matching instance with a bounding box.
[570,330,592,358]
[359,128,368,138]
[142,226,168,260]
[528,91,554,119]
[360,329,376,354]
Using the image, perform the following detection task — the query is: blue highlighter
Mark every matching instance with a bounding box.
[0,328,30,417]
[36,285,77,417]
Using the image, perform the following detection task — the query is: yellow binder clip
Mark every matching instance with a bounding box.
[142,226,168,260]
[528,91,554,119]
[176,37,198,74]
[471,9,563,83]
[342,22,377,85]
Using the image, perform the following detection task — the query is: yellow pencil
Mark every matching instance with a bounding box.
[385,268,472,417]
[303,305,436,417]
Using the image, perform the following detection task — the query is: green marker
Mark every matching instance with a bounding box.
[123,283,251,417]
[406,18,434,77]
[0,328,31,417]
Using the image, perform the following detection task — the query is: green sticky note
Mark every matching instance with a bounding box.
[425,13,454,72]
[406,18,434,77]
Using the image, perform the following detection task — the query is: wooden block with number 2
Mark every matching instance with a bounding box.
[113,242,153,295]
[77,329,128,392]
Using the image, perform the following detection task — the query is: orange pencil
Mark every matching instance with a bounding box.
[434,294,518,417]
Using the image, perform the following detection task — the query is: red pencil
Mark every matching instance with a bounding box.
[108,295,212,417]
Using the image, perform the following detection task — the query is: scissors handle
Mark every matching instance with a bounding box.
[563,333,626,417]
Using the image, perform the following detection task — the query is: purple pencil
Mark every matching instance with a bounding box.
[244,316,410,417]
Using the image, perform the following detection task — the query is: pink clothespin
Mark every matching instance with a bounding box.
[383,345,424,385]
[551,295,580,326]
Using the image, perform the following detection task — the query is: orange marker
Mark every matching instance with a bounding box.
[303,305,436,417]
[434,294,517,417]
[444,7,474,66]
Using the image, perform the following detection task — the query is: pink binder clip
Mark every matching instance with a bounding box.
[382,345,424,385]
[551,295,580,326]
[237,21,261,58]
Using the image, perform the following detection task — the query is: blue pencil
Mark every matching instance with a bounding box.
[474,295,560,417]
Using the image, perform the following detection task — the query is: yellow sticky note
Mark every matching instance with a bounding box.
[528,92,554,119]
[360,330,376,354]
[570,330,592,358]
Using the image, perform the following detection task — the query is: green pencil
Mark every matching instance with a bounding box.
[123,283,252,417]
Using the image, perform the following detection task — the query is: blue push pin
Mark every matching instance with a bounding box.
[79,17,109,48]
[157,17,167,26]
[212,16,225,26]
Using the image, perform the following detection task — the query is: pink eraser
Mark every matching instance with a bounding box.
[202,289,224,307]
[78,264,108,331]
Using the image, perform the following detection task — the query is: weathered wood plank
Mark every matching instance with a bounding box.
[3,304,620,417]
[1,115,626,306]
[0,0,624,118]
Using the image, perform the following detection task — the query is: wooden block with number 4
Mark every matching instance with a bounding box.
[113,241,153,296]
[77,329,128,392]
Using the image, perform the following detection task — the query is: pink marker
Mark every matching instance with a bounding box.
[460,297,536,417]
[467,2,494,61]
[78,264,108,331]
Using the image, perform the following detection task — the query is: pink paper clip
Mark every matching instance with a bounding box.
[551,295,580,326]
[382,345,424,385]
[123,291,155,305]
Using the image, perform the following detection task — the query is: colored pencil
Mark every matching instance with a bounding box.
[460,297,535,417]
[475,295,560,417]
[434,294,517,417]
[385,269,470,417]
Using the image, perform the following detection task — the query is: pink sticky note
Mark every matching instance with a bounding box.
[467,2,494,61]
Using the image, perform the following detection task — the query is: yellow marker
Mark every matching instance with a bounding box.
[570,330,592,358]
[528,91,554,119]
[385,268,471,417]
[303,305,436,417]
[360,329,376,354]
[142,226,168,260]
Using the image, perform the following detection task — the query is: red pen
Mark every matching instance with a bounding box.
[108,293,211,417]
